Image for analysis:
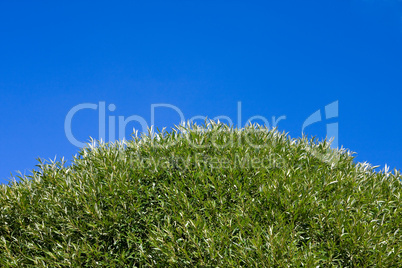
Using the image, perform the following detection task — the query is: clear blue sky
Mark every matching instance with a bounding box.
[1,0,401,183]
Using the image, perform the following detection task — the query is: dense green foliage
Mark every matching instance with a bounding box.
[0,122,401,267]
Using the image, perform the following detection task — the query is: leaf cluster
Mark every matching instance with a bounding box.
[0,121,401,267]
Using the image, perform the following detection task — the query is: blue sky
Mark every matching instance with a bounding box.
[1,0,401,183]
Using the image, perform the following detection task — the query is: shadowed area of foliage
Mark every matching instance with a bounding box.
[0,121,401,267]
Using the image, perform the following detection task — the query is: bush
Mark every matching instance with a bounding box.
[0,121,401,267]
